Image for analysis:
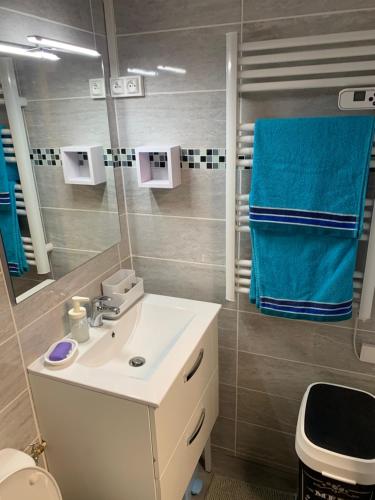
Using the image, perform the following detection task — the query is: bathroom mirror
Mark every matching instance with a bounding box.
[0,0,122,302]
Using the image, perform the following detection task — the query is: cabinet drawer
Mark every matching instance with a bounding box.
[157,369,218,500]
[151,318,218,477]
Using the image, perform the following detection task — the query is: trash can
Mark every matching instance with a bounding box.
[296,382,375,500]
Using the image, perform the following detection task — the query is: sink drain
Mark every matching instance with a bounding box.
[129,356,146,367]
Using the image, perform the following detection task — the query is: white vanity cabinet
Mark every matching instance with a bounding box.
[29,313,219,500]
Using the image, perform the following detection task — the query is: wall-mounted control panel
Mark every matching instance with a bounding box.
[110,76,144,98]
[338,88,375,110]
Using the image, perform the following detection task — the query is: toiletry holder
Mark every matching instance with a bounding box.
[102,269,144,318]
[61,145,106,185]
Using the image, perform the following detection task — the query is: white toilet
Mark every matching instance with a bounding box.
[0,448,62,500]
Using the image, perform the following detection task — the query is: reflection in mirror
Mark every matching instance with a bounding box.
[0,1,121,303]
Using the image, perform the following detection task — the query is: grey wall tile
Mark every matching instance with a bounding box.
[212,417,236,451]
[212,448,298,492]
[16,54,104,100]
[118,25,235,93]
[114,168,126,216]
[218,308,237,349]
[50,249,100,279]
[42,208,120,252]
[0,391,38,450]
[236,422,298,470]
[106,96,120,148]
[121,256,132,268]
[13,246,119,330]
[76,263,120,300]
[0,0,93,31]
[20,264,119,367]
[0,8,96,47]
[238,313,371,375]
[24,98,111,148]
[219,384,236,419]
[239,169,251,197]
[123,169,226,219]
[114,0,241,34]
[239,231,251,261]
[132,256,228,306]
[90,0,106,35]
[237,294,261,315]
[219,347,236,385]
[238,352,375,402]
[0,337,27,409]
[242,9,375,42]
[118,214,131,261]
[240,91,373,125]
[243,0,375,23]
[34,166,118,212]
[115,91,225,147]
[0,275,16,343]
[19,302,68,368]
[237,388,300,434]
[128,214,225,265]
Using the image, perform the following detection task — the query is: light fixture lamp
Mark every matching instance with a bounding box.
[157,65,186,74]
[0,42,60,61]
[27,36,100,58]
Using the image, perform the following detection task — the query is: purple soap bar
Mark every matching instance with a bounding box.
[49,341,72,362]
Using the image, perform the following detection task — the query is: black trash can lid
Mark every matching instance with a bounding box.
[305,383,375,460]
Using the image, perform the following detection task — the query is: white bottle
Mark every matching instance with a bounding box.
[68,296,90,343]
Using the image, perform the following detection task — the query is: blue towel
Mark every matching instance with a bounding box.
[0,181,29,276]
[0,125,10,209]
[249,116,375,322]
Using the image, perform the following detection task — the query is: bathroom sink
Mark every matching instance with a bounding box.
[78,301,195,380]
[28,294,221,406]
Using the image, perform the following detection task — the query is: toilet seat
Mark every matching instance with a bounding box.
[0,449,62,500]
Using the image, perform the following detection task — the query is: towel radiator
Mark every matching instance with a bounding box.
[0,58,52,274]
[225,29,375,321]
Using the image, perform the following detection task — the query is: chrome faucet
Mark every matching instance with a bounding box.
[90,296,120,327]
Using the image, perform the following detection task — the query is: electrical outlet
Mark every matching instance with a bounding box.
[125,76,143,95]
[110,76,144,98]
[89,78,105,99]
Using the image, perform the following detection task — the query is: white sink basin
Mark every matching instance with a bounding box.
[79,301,194,380]
[28,294,221,406]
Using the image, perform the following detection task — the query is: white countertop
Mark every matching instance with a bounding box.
[28,294,221,408]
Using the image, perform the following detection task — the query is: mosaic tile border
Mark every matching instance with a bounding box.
[30,148,62,167]
[30,147,239,169]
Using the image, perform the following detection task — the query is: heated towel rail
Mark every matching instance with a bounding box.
[225,29,375,321]
[0,58,52,274]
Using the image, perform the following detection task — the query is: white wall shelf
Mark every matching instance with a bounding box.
[61,145,106,185]
[135,145,181,189]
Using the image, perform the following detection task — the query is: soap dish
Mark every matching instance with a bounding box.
[44,339,78,367]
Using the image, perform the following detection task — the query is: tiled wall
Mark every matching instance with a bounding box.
[2,0,375,481]
[33,164,121,279]
[114,0,375,478]
[0,0,131,454]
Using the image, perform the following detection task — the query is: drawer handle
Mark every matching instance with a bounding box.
[187,409,206,446]
[184,349,204,383]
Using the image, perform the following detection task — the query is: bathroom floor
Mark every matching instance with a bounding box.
[205,475,296,500]
[195,449,297,500]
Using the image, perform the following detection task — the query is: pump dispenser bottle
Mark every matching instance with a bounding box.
[68,296,90,343]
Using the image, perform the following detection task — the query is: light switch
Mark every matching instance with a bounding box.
[89,78,105,99]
